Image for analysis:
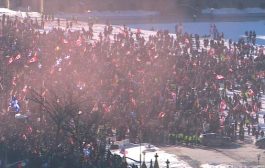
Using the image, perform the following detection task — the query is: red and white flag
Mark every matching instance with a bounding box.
[247,89,254,97]
[158,112,166,118]
[15,54,21,60]
[28,53,38,63]
[8,57,14,64]
[216,75,224,80]
[102,104,111,113]
[76,36,82,46]
[12,77,17,86]
[63,39,69,44]
[22,85,28,93]
[91,103,99,112]
[219,100,227,112]
[131,97,137,107]
[208,48,215,56]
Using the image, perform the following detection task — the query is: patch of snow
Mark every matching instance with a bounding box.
[200,164,233,168]
[128,21,265,45]
[0,8,41,18]
[0,8,17,15]
[111,143,191,168]
[257,35,265,40]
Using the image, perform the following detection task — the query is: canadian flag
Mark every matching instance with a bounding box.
[8,57,14,64]
[208,48,215,56]
[102,104,111,113]
[76,36,82,46]
[63,39,69,44]
[41,89,47,97]
[12,77,17,86]
[247,89,254,97]
[219,100,227,112]
[28,53,38,63]
[216,74,224,80]
[171,92,176,101]
[158,112,166,118]
[27,126,33,134]
[253,103,258,112]
[15,54,21,60]
[22,85,27,93]
[91,103,99,112]
[131,97,137,107]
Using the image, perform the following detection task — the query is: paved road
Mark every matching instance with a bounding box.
[162,142,265,167]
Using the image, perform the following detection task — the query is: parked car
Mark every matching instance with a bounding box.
[255,137,265,149]
[199,133,231,147]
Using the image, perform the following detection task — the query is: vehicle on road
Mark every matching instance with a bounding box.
[255,137,265,149]
[199,133,231,147]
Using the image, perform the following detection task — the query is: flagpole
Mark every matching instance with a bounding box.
[139,118,142,167]
[139,128,142,167]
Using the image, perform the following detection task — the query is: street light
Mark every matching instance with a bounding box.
[141,151,147,168]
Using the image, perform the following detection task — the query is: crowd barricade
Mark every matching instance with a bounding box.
[168,133,201,145]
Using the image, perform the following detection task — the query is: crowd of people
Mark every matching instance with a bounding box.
[0,13,265,167]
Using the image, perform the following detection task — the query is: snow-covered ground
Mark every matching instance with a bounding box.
[111,143,191,168]
[111,143,237,168]
[0,8,41,18]
[128,21,265,45]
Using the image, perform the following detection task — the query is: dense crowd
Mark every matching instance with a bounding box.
[0,13,265,167]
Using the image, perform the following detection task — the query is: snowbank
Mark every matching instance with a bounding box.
[0,8,17,15]
[0,8,41,18]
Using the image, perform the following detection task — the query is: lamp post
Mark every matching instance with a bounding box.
[141,151,147,168]
[166,159,170,168]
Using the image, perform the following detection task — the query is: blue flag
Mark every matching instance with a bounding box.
[10,96,20,113]
[83,148,91,157]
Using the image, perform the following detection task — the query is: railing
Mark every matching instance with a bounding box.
[124,153,170,168]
